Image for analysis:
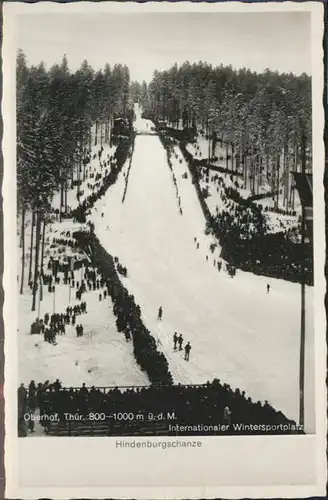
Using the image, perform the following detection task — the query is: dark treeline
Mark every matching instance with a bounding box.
[137,62,311,204]
[17,50,134,310]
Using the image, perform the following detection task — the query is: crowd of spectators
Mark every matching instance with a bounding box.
[175,137,313,286]
[72,134,134,223]
[30,300,87,344]
[18,378,301,436]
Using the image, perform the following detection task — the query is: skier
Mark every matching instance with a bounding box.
[184,342,191,361]
[158,306,163,320]
[267,283,270,294]
[178,334,183,351]
[173,332,178,350]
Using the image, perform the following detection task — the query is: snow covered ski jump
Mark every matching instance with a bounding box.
[16,25,314,438]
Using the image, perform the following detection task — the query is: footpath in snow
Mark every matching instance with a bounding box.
[91,109,314,432]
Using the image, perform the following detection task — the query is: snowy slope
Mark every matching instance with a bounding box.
[91,111,315,432]
[134,106,155,135]
[186,134,301,235]
[52,140,117,213]
[18,276,148,387]
[18,135,149,388]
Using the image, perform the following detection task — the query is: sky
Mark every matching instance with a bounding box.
[17,12,311,83]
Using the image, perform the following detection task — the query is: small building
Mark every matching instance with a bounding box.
[112,117,130,137]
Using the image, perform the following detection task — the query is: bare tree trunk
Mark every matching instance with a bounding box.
[28,211,35,285]
[239,142,243,175]
[244,154,248,189]
[40,220,46,276]
[81,138,85,182]
[108,115,112,143]
[250,146,255,195]
[286,146,290,210]
[271,154,275,194]
[65,178,68,212]
[282,145,286,208]
[251,159,255,195]
[276,154,280,208]
[20,206,25,295]
[266,152,270,180]
[60,175,64,210]
[254,150,257,195]
[77,146,81,199]
[19,211,23,249]
[31,211,42,312]
[291,144,298,209]
[256,155,260,195]
[231,144,235,172]
[95,121,98,146]
[39,220,46,303]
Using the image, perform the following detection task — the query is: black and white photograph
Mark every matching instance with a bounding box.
[15,7,317,438]
[3,0,326,497]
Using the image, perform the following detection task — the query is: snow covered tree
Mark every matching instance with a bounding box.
[16,50,135,308]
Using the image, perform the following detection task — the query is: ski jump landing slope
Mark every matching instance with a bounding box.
[91,111,315,432]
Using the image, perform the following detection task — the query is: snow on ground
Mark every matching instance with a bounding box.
[186,133,237,172]
[18,133,148,388]
[91,112,315,432]
[195,167,300,235]
[134,105,156,134]
[186,133,301,235]
[52,139,118,213]
[19,273,148,387]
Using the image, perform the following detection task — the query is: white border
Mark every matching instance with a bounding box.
[3,2,326,498]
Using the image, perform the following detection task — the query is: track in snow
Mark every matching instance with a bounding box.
[91,108,315,432]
